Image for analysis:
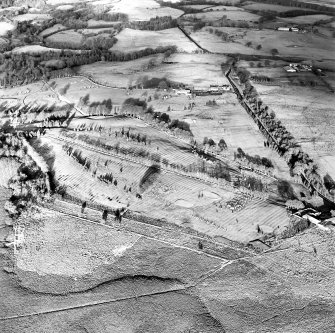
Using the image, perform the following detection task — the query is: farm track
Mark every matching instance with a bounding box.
[42,80,86,116]
[0,284,191,321]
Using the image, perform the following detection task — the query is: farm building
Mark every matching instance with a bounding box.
[174,89,192,96]
[283,66,296,72]
[277,27,299,32]
[247,239,270,251]
[192,85,231,96]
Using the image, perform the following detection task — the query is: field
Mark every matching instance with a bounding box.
[14,207,226,293]
[193,27,334,60]
[0,22,15,36]
[11,45,62,54]
[39,24,67,37]
[78,54,230,88]
[111,28,199,53]
[204,5,242,11]
[45,30,85,48]
[13,13,52,22]
[241,3,316,12]
[184,10,260,23]
[297,0,335,9]
[191,29,267,54]
[254,84,335,178]
[106,0,184,20]
[280,14,333,25]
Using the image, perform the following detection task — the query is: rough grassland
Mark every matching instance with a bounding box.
[14,208,224,294]
[3,291,224,333]
[112,28,199,53]
[198,229,335,332]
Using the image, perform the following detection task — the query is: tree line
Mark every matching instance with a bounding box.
[0,46,177,87]
[232,64,333,199]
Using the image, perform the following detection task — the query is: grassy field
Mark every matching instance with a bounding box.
[13,13,52,22]
[280,14,333,25]
[232,28,333,60]
[3,290,224,333]
[0,22,15,36]
[39,24,67,37]
[296,0,335,8]
[14,207,224,293]
[184,9,260,23]
[107,0,184,20]
[112,28,199,53]
[191,28,267,54]
[11,45,64,54]
[45,30,85,48]
[241,3,316,12]
[254,84,335,178]
[78,53,230,88]
[204,5,242,11]
[199,229,335,332]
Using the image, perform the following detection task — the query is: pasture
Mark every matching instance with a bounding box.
[280,14,333,25]
[191,29,267,55]
[241,3,316,13]
[254,84,335,178]
[112,28,199,53]
[45,30,84,48]
[39,24,67,37]
[107,0,184,21]
[204,5,242,11]
[237,28,334,60]
[78,53,230,88]
[11,45,62,54]
[0,22,15,36]
[13,13,52,22]
[297,0,335,9]
[184,9,260,23]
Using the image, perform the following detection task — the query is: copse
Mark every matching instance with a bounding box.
[169,119,191,132]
